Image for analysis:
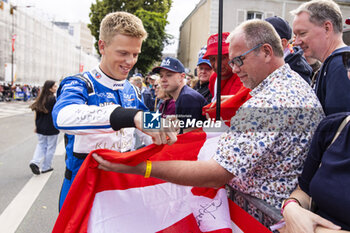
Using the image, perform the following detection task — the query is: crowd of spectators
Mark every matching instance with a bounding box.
[93,0,350,231]
[50,2,350,232]
[0,82,40,102]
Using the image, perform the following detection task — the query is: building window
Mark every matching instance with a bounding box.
[247,11,263,20]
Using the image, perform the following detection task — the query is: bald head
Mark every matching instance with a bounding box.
[227,20,285,89]
[227,20,284,57]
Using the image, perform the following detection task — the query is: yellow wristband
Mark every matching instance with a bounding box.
[144,160,152,178]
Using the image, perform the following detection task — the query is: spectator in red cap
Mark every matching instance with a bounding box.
[202,32,245,102]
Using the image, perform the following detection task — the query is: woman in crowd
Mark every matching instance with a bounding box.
[29,80,59,175]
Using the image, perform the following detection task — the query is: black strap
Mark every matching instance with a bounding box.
[57,73,94,98]
[74,73,94,94]
[64,152,87,180]
[132,84,142,100]
[73,152,88,160]
[65,168,72,180]
[64,134,68,161]
[110,107,140,131]
[316,47,350,91]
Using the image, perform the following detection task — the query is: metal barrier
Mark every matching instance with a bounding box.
[226,185,282,229]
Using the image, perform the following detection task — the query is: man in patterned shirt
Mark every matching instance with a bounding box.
[93,20,324,212]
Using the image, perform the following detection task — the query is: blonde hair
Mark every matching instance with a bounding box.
[290,0,343,33]
[99,11,148,44]
[190,77,199,89]
[130,76,143,86]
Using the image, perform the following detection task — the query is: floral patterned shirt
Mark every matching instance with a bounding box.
[214,64,324,208]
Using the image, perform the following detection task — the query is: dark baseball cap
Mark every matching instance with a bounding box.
[152,57,185,73]
[265,16,292,40]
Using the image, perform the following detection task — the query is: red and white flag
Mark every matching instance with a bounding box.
[52,130,271,233]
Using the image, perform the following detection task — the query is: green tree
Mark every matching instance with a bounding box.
[88,0,172,74]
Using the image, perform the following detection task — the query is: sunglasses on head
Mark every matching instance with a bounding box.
[342,51,350,71]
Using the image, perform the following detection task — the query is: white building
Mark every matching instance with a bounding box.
[178,0,350,72]
[0,1,99,85]
[53,21,97,56]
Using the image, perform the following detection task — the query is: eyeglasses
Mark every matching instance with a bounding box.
[228,44,263,68]
[342,51,350,71]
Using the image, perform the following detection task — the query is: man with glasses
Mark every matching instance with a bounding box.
[223,20,323,211]
[93,20,324,223]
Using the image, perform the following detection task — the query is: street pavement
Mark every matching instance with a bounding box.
[0,100,65,233]
[0,101,32,119]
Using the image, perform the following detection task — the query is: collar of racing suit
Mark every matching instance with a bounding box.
[90,66,126,90]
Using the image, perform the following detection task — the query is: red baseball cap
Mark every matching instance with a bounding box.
[202,32,230,59]
[346,18,350,25]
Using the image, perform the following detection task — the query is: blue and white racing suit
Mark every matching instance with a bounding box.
[52,66,148,210]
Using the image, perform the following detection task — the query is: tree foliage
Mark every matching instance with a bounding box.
[88,0,172,74]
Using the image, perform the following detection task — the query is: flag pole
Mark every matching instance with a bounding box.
[216,0,223,120]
